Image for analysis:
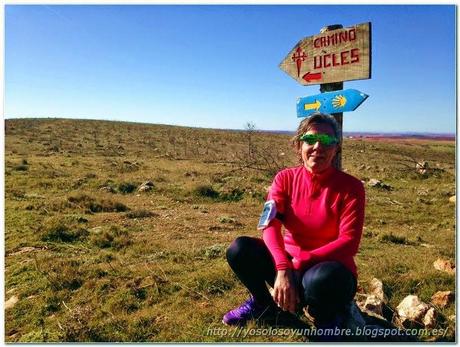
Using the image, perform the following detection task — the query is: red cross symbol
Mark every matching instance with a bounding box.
[292,47,307,78]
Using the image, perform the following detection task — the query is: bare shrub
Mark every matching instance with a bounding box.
[193,185,219,199]
[67,194,128,213]
[91,226,131,250]
[126,210,157,219]
[118,182,137,194]
[61,306,94,342]
[41,223,88,243]
[34,257,84,291]
[14,164,28,171]
[231,122,288,177]
[395,154,445,178]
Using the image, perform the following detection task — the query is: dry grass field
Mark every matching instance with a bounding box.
[4,118,456,342]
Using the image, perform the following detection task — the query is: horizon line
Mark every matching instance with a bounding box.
[4,116,456,136]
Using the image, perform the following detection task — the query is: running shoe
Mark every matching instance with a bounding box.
[222,297,274,326]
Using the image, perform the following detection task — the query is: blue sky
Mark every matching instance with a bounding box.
[5,5,456,133]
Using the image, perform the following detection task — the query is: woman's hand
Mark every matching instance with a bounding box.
[273,269,299,313]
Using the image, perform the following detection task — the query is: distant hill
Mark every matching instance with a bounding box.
[263,130,455,141]
[4,117,455,141]
[344,131,455,141]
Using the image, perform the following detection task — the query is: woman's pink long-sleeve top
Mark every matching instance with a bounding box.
[262,165,365,277]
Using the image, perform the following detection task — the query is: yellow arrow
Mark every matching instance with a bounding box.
[304,100,321,111]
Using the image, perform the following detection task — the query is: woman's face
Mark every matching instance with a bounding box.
[301,123,338,173]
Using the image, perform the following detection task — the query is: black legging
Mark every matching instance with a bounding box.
[226,236,357,323]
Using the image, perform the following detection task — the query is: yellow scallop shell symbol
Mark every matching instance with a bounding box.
[332,95,347,109]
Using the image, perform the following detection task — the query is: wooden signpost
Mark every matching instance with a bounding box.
[279,22,372,169]
[279,22,371,86]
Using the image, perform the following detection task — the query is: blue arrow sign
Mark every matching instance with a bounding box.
[297,89,369,118]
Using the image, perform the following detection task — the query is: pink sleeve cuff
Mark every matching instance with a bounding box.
[262,219,292,270]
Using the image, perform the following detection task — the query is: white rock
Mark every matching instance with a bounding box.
[99,186,115,193]
[138,181,154,192]
[368,178,381,187]
[420,243,434,248]
[416,161,428,175]
[363,294,384,316]
[8,247,37,256]
[367,178,392,190]
[396,295,430,324]
[423,307,437,328]
[5,295,19,310]
[370,278,388,303]
[449,195,456,204]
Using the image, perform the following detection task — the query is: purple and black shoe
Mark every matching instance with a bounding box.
[222,297,276,326]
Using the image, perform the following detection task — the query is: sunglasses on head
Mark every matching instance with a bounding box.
[299,133,339,146]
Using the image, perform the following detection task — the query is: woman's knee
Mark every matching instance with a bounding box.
[301,261,356,305]
[226,236,258,265]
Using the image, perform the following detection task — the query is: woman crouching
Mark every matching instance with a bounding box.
[223,113,365,337]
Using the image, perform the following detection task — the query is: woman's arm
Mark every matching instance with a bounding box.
[261,170,298,312]
[262,170,293,270]
[263,221,298,313]
[262,219,292,270]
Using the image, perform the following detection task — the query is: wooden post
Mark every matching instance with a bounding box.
[320,24,344,170]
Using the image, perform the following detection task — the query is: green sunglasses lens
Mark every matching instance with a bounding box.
[303,134,318,145]
[299,134,337,146]
[318,134,337,145]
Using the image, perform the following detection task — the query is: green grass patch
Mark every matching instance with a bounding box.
[5,119,455,342]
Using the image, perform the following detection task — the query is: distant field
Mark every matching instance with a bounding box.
[345,134,455,142]
[359,137,455,144]
[4,118,456,342]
